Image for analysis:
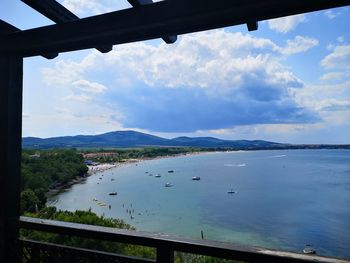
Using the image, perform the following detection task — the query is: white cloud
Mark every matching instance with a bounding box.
[40,30,318,133]
[294,81,350,116]
[320,72,347,81]
[61,0,131,16]
[324,10,341,19]
[64,94,92,102]
[337,36,345,43]
[42,59,90,85]
[72,79,107,93]
[314,99,350,112]
[267,14,306,33]
[321,45,350,69]
[23,106,124,138]
[327,44,335,51]
[280,35,319,55]
[99,31,302,93]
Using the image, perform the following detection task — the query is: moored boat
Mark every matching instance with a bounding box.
[109,192,117,195]
[192,176,200,180]
[303,245,316,254]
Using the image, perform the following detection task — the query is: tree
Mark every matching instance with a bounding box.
[20,189,39,213]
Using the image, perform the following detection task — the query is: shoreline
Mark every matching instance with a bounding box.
[46,150,219,197]
[88,150,224,172]
[47,176,89,197]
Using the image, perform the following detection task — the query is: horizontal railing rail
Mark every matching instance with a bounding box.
[19,238,154,263]
[19,216,350,263]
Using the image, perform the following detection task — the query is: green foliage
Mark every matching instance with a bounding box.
[81,147,220,163]
[20,189,39,213]
[22,208,240,262]
[20,149,88,214]
[175,253,242,263]
[22,208,155,260]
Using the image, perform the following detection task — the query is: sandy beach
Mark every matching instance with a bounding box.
[88,163,118,174]
[87,151,227,175]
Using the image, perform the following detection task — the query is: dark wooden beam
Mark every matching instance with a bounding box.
[20,239,155,263]
[247,21,258,31]
[127,0,177,44]
[1,0,350,57]
[21,0,78,23]
[0,20,58,59]
[21,0,112,53]
[128,0,154,7]
[0,55,23,263]
[156,248,174,263]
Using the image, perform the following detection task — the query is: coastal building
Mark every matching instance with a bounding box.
[1,0,350,262]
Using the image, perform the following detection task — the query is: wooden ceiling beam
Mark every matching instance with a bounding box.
[1,0,350,58]
[21,0,112,54]
[0,20,58,59]
[127,0,177,44]
[247,21,258,31]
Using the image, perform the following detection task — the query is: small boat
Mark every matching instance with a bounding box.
[227,189,235,194]
[155,174,161,178]
[165,183,172,187]
[168,170,174,173]
[303,245,316,254]
[192,176,200,180]
[111,178,115,181]
[109,192,117,196]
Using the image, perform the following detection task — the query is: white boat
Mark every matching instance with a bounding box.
[155,174,161,178]
[192,176,200,180]
[165,183,172,187]
[97,201,106,206]
[303,245,316,254]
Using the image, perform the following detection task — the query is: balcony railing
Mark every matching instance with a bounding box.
[18,216,350,263]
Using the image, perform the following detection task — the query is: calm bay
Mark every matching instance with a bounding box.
[48,149,350,259]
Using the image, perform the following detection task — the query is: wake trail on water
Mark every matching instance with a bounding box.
[224,163,246,167]
[269,154,287,158]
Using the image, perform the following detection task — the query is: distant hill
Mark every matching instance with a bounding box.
[22,130,284,149]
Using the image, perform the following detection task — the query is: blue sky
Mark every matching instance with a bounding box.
[1,1,350,143]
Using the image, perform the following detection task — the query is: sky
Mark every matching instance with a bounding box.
[1,1,350,144]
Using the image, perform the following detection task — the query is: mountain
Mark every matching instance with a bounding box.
[22,130,284,149]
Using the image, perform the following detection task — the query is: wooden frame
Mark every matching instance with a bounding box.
[1,0,350,262]
[1,0,350,57]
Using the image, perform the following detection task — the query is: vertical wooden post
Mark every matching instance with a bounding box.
[157,247,174,263]
[0,55,23,263]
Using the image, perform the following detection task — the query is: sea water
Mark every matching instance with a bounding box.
[48,149,350,259]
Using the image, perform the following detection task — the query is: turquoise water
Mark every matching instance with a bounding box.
[48,149,350,258]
